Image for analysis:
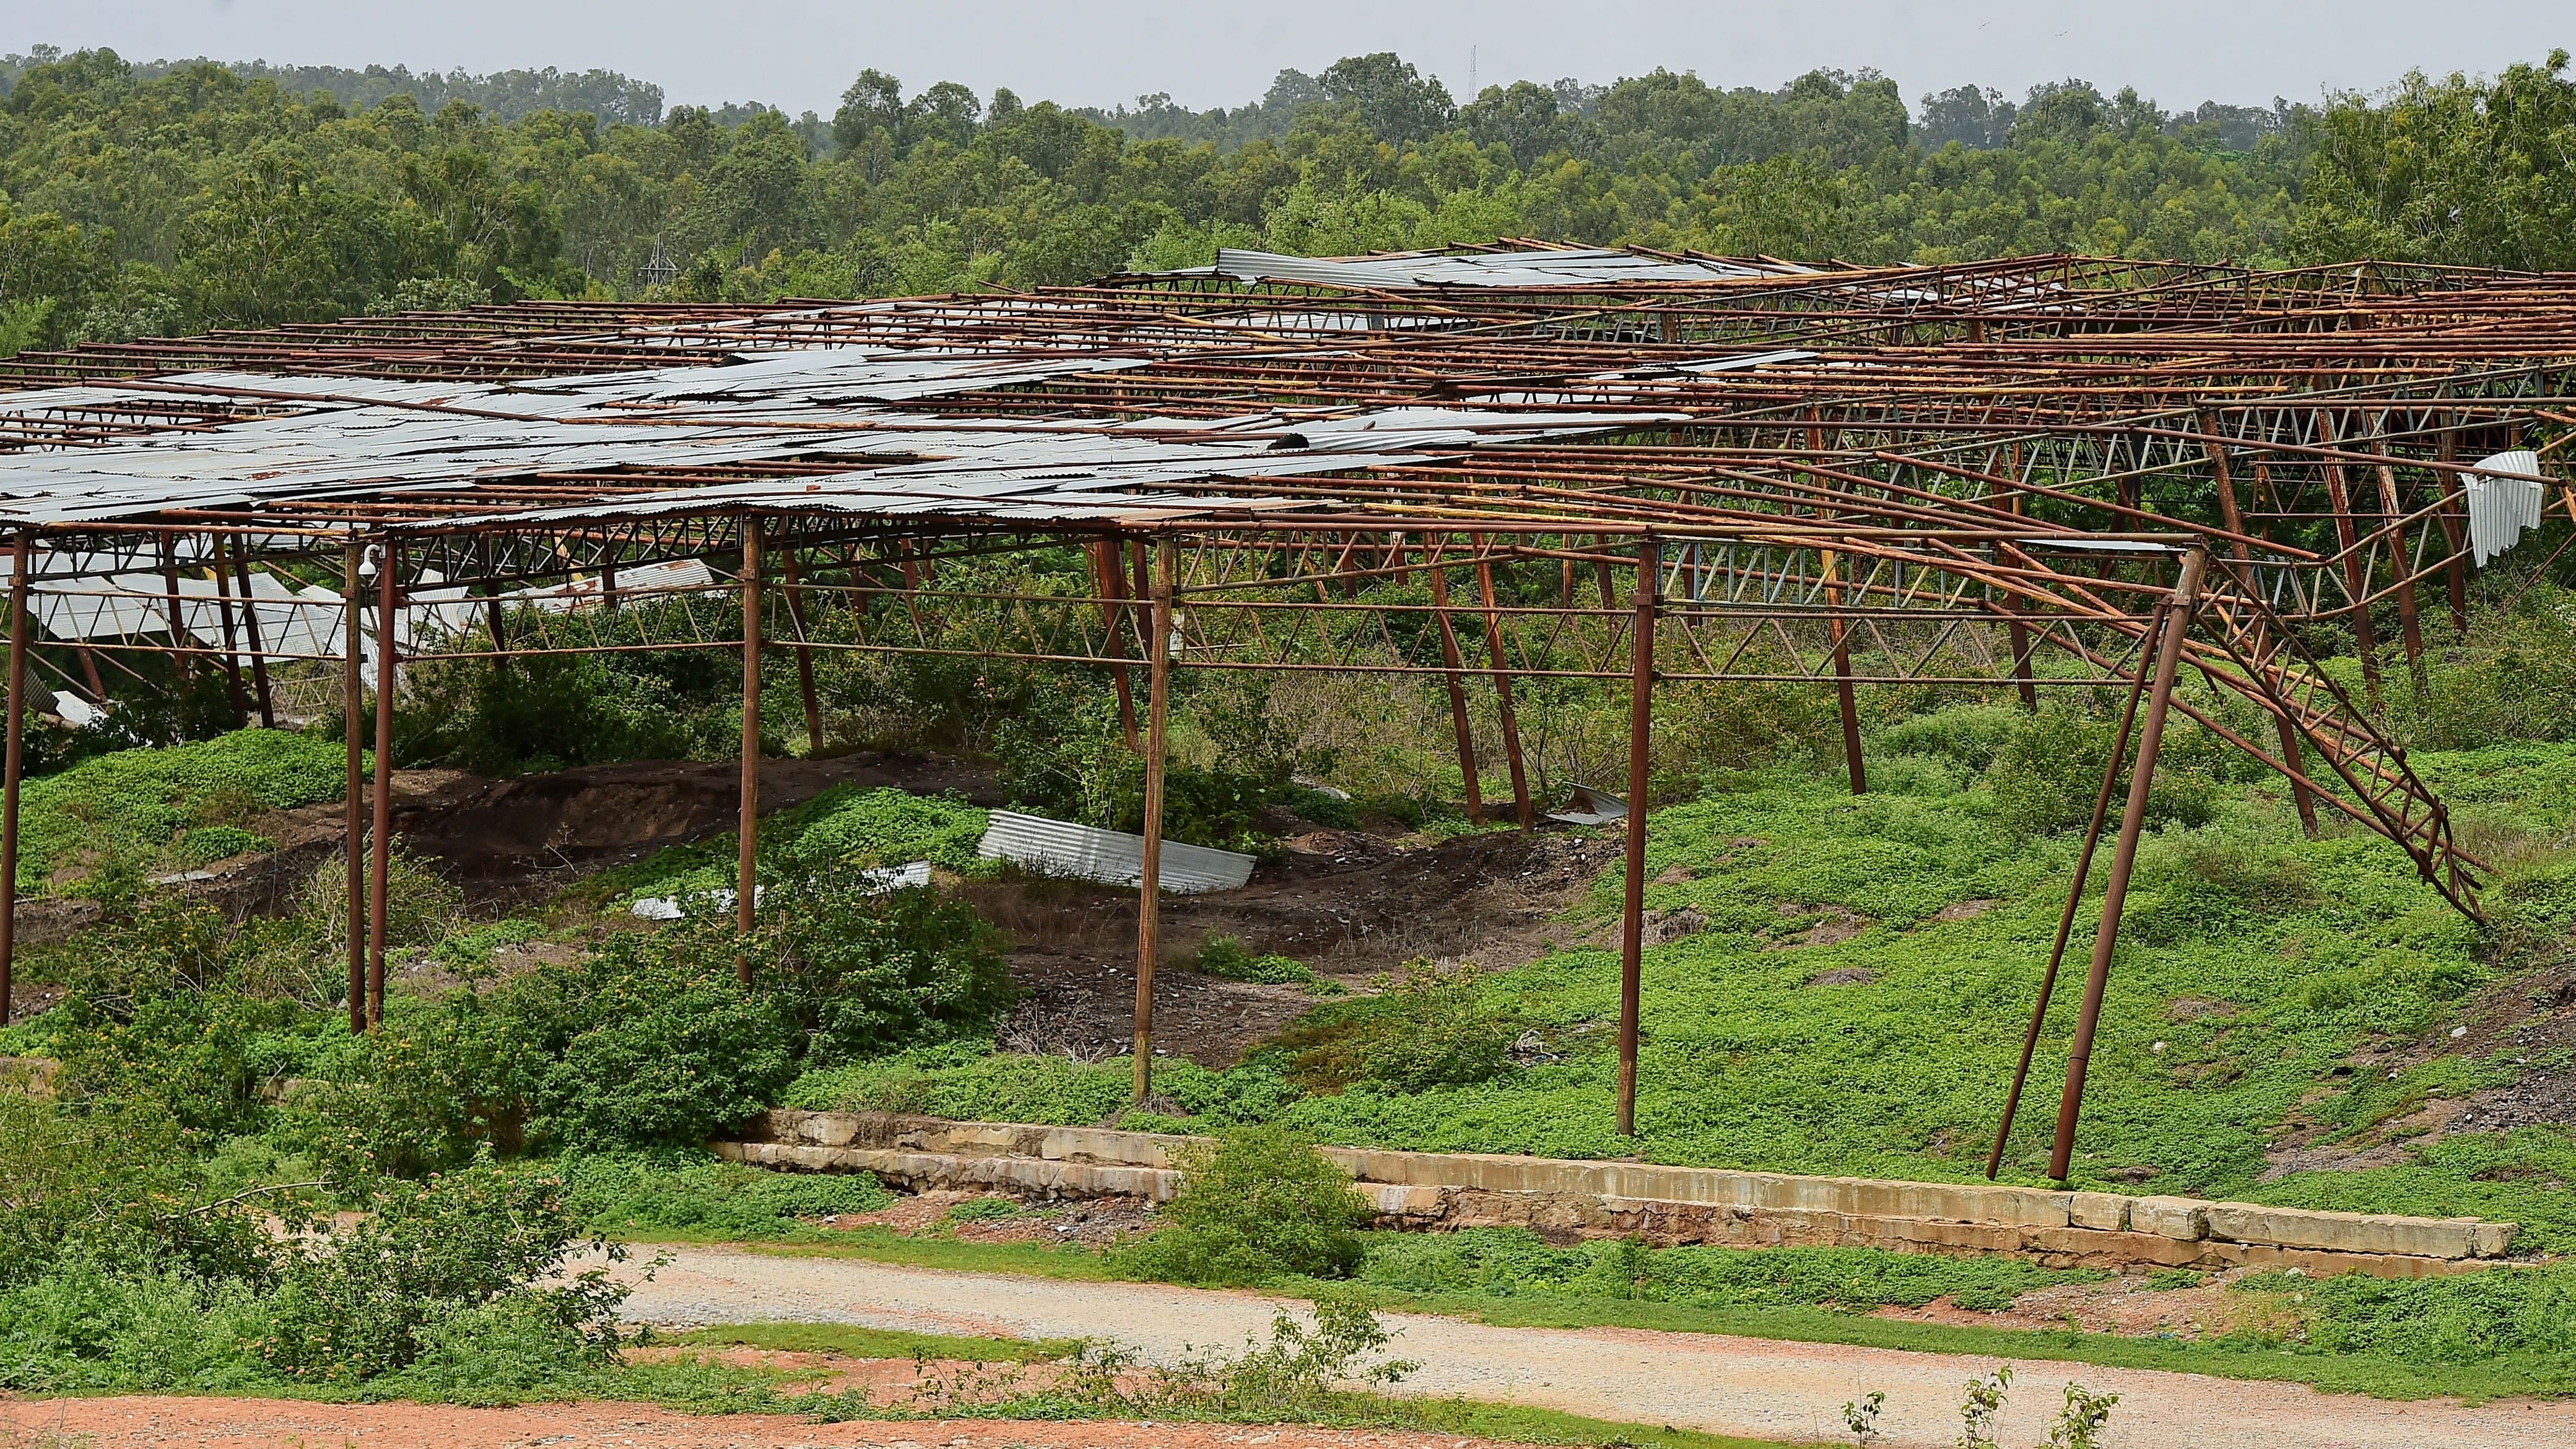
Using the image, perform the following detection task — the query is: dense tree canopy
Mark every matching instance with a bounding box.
[0,42,2567,353]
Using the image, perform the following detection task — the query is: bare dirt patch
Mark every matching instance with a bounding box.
[1,1396,1504,1449]
[1873,1270,2245,1339]
[975,825,1616,1066]
[810,1190,1157,1249]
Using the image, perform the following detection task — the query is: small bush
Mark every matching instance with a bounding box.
[1113,1126,1372,1284]
[1194,936,1319,986]
[1990,704,2219,838]
[1870,702,2025,774]
[754,877,1018,1066]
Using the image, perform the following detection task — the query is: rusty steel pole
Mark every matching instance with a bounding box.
[0,536,27,1025]
[780,546,824,755]
[1824,549,1865,794]
[209,535,250,729]
[1616,538,1660,1139]
[1987,599,2163,1180]
[1427,557,1486,825]
[229,540,275,728]
[367,542,398,1029]
[2048,550,2206,1183]
[1476,558,1534,829]
[1093,538,1139,750]
[1133,539,1176,1103]
[737,518,765,983]
[342,539,367,1033]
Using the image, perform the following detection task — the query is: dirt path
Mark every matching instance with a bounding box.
[614,1247,2576,1449]
[0,1396,1504,1449]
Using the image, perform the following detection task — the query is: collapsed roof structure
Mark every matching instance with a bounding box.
[0,241,2567,1178]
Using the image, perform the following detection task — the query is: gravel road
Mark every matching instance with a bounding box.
[615,1247,2576,1449]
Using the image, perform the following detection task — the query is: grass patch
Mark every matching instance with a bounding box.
[586,786,990,908]
[554,1150,895,1239]
[15,728,347,894]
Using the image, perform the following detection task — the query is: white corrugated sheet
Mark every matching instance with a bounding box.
[2465,450,2549,567]
[1546,785,1629,826]
[1203,248,1809,290]
[976,809,1255,894]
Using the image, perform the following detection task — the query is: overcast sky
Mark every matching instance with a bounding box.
[4,1,2569,116]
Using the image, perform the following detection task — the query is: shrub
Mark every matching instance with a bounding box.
[0,1092,276,1291]
[1870,702,2025,774]
[1194,935,1319,986]
[1113,1125,1371,1284]
[754,877,1017,1066]
[261,1153,625,1384]
[1989,703,2219,837]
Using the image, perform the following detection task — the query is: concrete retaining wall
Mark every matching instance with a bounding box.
[716,1109,2517,1279]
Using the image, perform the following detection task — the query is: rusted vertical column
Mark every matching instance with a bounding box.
[367,542,398,1029]
[1476,557,1533,829]
[2048,550,2206,1182]
[1824,549,1865,794]
[780,546,824,755]
[2318,414,2383,707]
[2374,458,2427,681]
[1095,538,1138,749]
[1616,537,1660,1139]
[737,518,765,983]
[0,536,27,1025]
[343,539,367,1033]
[1133,539,1176,1104]
[481,537,508,659]
[209,536,251,729]
[2200,415,2319,837]
[230,540,275,728]
[2437,430,2469,635]
[158,534,192,698]
[1427,555,1486,825]
[2004,445,2039,708]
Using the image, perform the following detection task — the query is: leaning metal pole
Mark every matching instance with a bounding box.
[0,535,27,1026]
[2048,549,2207,1182]
[342,539,367,1033]
[1133,539,1176,1104]
[1986,598,2164,1179]
[737,518,765,985]
[1616,537,1660,1138]
[367,542,396,1029]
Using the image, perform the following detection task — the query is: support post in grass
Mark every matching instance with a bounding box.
[2435,427,2469,635]
[2048,549,2206,1183]
[229,534,275,728]
[1133,537,1176,1105]
[367,539,398,1029]
[1988,597,2163,1180]
[2317,412,2383,709]
[737,516,765,985]
[1824,547,1866,795]
[2199,411,2318,838]
[2374,456,2427,683]
[2005,448,2040,710]
[780,544,824,755]
[0,533,28,1025]
[1427,550,1486,826]
[1476,556,1533,829]
[342,537,367,1033]
[1615,536,1659,1139]
[209,533,251,730]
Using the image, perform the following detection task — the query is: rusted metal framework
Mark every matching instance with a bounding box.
[1,242,2569,1178]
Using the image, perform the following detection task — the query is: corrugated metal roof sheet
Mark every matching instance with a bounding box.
[2466,450,2550,566]
[976,809,1255,894]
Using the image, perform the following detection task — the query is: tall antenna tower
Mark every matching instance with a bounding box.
[638,234,678,292]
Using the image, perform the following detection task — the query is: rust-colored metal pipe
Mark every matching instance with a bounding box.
[780,546,824,754]
[1476,558,1533,829]
[230,540,275,728]
[1616,537,1660,1139]
[1825,549,1865,794]
[1133,540,1175,1103]
[738,518,764,983]
[1427,556,1485,825]
[367,542,397,1029]
[343,539,367,1033]
[209,535,250,729]
[2048,549,2206,1182]
[0,535,27,1025]
[1988,598,2162,1179]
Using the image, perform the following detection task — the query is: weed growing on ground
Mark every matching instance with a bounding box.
[12,728,347,895]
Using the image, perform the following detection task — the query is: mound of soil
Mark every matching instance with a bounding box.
[977,824,1616,1067]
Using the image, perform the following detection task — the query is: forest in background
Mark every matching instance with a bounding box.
[0,40,2571,354]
